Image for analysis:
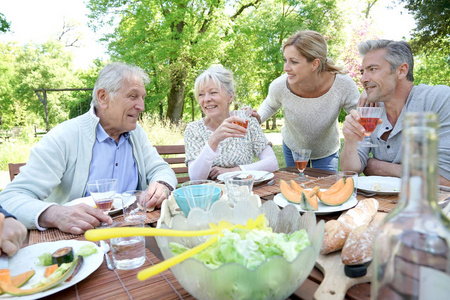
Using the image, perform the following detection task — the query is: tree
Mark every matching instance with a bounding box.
[0,13,10,33]
[224,0,344,128]
[414,47,450,86]
[397,0,450,54]
[56,18,84,48]
[87,0,344,123]
[0,40,81,129]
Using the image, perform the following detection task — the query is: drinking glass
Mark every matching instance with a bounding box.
[230,109,250,129]
[121,190,147,223]
[111,222,146,270]
[223,173,255,206]
[357,107,384,147]
[87,178,117,227]
[293,149,311,181]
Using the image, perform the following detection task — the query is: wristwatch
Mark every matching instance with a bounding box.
[156,180,174,191]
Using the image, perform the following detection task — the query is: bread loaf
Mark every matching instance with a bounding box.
[320,198,379,255]
[341,222,378,265]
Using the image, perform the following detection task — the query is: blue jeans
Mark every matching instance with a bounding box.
[283,141,339,172]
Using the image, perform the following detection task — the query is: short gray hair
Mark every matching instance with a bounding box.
[358,40,414,82]
[194,65,235,101]
[91,62,150,107]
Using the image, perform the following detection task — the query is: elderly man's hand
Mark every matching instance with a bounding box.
[144,181,171,209]
[0,217,27,256]
[39,205,113,235]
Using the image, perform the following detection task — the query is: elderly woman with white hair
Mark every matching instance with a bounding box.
[184,65,278,180]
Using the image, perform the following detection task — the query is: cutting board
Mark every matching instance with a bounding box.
[314,252,372,300]
[313,213,386,300]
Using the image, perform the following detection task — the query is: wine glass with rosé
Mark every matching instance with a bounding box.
[87,179,117,227]
[294,149,311,181]
[357,107,384,147]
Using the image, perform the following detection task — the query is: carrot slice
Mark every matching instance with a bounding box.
[44,264,59,278]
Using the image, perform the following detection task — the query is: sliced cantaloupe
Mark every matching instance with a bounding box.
[300,191,318,211]
[317,178,345,199]
[290,180,304,194]
[0,270,36,295]
[320,177,354,206]
[11,270,35,288]
[280,179,301,203]
[306,186,320,197]
[0,257,80,296]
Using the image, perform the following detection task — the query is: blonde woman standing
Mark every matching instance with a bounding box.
[257,30,359,172]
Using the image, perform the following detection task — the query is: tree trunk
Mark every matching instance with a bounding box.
[270,114,277,130]
[35,90,50,131]
[166,68,187,123]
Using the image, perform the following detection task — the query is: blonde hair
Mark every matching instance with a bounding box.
[194,65,235,101]
[283,30,345,74]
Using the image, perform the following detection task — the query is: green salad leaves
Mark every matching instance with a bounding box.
[170,223,310,270]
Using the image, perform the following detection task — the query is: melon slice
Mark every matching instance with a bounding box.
[280,179,301,203]
[320,177,354,206]
[0,257,80,296]
[290,180,304,194]
[317,178,344,199]
[300,192,318,211]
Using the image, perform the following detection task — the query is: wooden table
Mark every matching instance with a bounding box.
[21,168,450,300]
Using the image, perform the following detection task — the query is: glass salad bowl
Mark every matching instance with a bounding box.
[155,199,325,300]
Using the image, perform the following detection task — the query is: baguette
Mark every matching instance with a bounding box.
[320,198,379,255]
[341,222,378,265]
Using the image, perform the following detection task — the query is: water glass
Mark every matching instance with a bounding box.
[337,171,358,198]
[110,222,146,270]
[181,180,216,212]
[223,173,254,206]
[121,190,147,222]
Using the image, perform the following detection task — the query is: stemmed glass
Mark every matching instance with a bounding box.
[294,149,311,181]
[357,107,384,147]
[87,178,117,227]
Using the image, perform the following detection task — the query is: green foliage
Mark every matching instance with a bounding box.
[398,0,450,54]
[68,65,104,118]
[414,49,450,86]
[0,139,34,171]
[0,113,187,172]
[0,13,10,33]
[139,112,186,145]
[0,40,82,129]
[86,0,344,123]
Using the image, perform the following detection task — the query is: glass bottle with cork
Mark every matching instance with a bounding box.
[371,112,450,299]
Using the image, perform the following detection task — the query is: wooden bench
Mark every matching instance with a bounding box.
[8,163,26,181]
[8,145,189,186]
[154,144,189,186]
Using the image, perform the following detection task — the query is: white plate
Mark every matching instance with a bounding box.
[217,170,274,184]
[273,192,358,215]
[357,176,401,195]
[0,240,103,300]
[64,195,123,215]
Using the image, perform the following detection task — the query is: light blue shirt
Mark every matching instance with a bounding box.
[85,124,138,196]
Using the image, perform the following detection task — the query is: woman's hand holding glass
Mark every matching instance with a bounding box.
[208,116,247,150]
